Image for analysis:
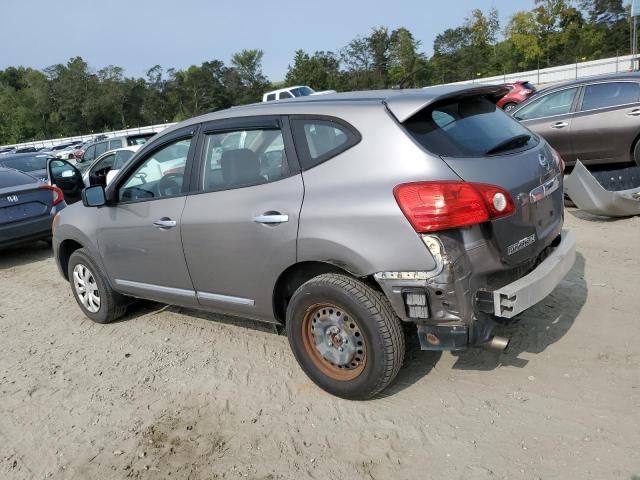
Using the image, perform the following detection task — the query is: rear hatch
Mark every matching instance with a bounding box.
[394,92,563,265]
[0,170,52,225]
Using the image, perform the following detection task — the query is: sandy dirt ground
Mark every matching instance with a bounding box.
[0,209,639,480]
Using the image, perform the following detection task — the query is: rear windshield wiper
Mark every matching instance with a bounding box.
[485,134,531,155]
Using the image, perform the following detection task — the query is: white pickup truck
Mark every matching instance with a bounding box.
[262,85,336,102]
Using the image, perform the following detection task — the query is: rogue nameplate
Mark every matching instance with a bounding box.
[507,233,536,255]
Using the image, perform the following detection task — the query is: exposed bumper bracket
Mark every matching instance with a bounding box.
[492,230,576,318]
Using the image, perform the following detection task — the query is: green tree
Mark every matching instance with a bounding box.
[229,49,270,104]
[285,50,343,90]
[388,28,429,87]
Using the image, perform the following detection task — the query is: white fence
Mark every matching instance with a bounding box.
[445,54,637,87]
[1,123,177,150]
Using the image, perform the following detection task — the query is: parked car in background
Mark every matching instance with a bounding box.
[263,85,336,101]
[79,133,155,164]
[81,146,141,187]
[50,86,575,399]
[0,152,50,182]
[15,147,38,154]
[0,167,66,249]
[497,81,536,111]
[511,72,640,167]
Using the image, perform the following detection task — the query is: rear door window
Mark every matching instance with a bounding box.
[200,127,290,191]
[514,88,578,121]
[580,82,640,111]
[266,93,276,101]
[404,95,535,157]
[290,118,360,169]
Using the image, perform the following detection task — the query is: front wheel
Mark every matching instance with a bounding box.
[68,248,128,323]
[286,274,404,400]
[632,139,640,168]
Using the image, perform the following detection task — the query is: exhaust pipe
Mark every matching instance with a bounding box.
[481,336,510,352]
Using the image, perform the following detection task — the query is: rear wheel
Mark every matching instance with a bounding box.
[286,274,404,400]
[68,248,127,323]
[503,102,517,112]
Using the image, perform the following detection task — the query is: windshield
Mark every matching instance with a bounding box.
[403,95,535,157]
[290,86,315,97]
[0,154,48,172]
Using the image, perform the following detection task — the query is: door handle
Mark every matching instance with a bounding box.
[253,214,289,224]
[627,109,640,116]
[551,121,568,129]
[153,218,177,229]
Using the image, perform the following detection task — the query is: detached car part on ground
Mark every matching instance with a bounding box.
[565,160,640,217]
[50,86,576,399]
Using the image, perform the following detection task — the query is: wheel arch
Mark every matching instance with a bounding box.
[57,238,84,280]
[272,261,382,323]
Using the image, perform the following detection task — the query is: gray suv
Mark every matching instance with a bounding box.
[51,86,576,399]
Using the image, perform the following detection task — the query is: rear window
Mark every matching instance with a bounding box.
[403,95,535,157]
[522,82,536,91]
[0,154,47,172]
[0,169,35,188]
[127,135,153,146]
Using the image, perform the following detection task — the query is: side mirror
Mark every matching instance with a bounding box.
[82,185,106,207]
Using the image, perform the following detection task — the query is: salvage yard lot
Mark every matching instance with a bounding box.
[0,211,638,479]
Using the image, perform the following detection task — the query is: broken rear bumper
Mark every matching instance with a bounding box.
[374,230,576,351]
[486,229,576,318]
[565,160,640,217]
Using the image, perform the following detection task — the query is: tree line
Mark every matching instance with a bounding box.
[0,0,632,145]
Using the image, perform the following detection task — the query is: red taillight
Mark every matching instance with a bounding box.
[550,147,565,173]
[40,184,65,206]
[393,181,515,233]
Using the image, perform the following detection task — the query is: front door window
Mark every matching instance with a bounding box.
[119,138,191,201]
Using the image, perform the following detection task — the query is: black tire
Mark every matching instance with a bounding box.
[503,102,517,112]
[633,139,640,168]
[67,248,128,323]
[286,273,405,400]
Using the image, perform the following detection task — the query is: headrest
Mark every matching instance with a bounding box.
[221,148,260,187]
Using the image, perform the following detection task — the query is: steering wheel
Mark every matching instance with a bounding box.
[158,173,184,197]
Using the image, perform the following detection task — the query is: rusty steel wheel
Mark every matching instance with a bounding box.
[286,273,405,399]
[301,303,368,381]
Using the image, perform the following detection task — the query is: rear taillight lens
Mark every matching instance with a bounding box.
[40,184,65,206]
[393,181,515,233]
[550,147,565,173]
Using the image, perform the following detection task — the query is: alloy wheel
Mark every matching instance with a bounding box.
[72,263,101,313]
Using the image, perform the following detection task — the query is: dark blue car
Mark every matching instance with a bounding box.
[0,167,67,249]
[0,152,50,182]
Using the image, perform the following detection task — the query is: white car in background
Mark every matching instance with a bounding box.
[80,146,141,187]
[262,85,336,102]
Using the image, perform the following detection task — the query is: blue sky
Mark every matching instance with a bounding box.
[0,0,529,80]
